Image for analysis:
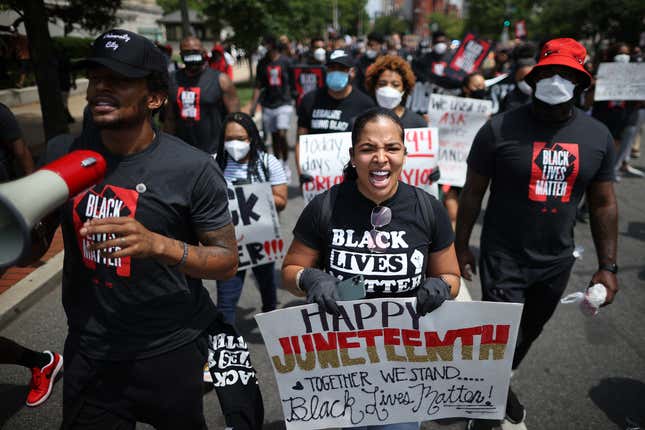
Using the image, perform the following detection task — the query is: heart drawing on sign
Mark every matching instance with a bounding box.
[263,239,285,259]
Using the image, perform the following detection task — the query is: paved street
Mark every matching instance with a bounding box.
[1,99,644,429]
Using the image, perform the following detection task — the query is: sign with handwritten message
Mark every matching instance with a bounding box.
[428,94,492,187]
[228,182,284,269]
[256,299,522,429]
[299,128,439,203]
[594,63,645,101]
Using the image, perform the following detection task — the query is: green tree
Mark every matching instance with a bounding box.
[372,15,410,35]
[4,0,120,140]
[428,12,465,39]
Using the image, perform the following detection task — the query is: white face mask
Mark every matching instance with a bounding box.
[534,74,576,105]
[224,139,250,161]
[433,42,447,55]
[614,54,630,63]
[375,86,403,109]
[313,48,326,63]
[366,49,378,59]
[517,80,533,95]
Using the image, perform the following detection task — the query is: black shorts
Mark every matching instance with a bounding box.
[62,335,208,430]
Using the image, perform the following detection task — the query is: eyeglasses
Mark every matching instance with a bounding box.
[368,206,392,253]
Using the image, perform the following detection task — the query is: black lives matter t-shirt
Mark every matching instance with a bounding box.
[297,87,375,133]
[255,55,293,108]
[169,68,225,154]
[58,131,231,360]
[293,181,453,297]
[468,104,615,265]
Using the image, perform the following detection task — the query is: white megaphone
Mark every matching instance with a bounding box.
[0,150,106,268]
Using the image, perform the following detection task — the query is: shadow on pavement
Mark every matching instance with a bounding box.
[0,384,29,426]
[589,377,645,429]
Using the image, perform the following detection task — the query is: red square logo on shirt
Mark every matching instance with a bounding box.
[528,142,579,203]
[177,86,201,121]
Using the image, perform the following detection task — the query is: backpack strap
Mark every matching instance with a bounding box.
[414,187,436,244]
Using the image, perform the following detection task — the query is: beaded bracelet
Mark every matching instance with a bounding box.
[169,241,188,269]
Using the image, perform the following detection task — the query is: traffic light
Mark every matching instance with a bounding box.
[504,20,511,27]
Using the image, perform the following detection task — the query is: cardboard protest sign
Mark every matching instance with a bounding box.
[228,182,284,269]
[256,299,522,429]
[594,63,645,101]
[291,65,326,104]
[428,94,492,187]
[299,128,439,203]
[406,81,461,115]
[446,34,491,82]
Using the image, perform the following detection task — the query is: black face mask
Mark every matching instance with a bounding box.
[181,50,205,67]
[470,89,486,99]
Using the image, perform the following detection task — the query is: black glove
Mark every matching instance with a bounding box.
[416,277,451,316]
[299,268,341,316]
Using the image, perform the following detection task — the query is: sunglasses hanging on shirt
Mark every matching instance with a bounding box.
[368,206,392,253]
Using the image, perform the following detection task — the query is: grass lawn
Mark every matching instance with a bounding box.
[237,79,254,108]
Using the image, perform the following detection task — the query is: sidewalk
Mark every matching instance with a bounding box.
[0,62,253,327]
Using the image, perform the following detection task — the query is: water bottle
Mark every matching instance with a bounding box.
[560,283,607,316]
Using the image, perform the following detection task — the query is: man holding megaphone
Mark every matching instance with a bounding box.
[10,30,251,428]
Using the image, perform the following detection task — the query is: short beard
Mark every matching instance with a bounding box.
[93,97,150,130]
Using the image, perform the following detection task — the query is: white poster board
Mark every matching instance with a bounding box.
[428,94,492,187]
[227,182,284,269]
[256,299,522,429]
[299,127,440,203]
[594,62,645,101]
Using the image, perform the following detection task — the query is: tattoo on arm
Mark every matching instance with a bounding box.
[181,223,238,279]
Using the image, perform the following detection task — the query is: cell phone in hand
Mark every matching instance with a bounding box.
[336,275,366,301]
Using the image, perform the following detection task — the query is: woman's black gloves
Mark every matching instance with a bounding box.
[416,277,451,316]
[299,268,341,316]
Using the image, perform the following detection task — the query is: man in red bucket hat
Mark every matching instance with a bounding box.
[457,38,618,429]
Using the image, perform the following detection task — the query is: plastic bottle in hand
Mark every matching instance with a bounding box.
[560,283,607,316]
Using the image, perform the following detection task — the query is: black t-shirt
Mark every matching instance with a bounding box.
[255,55,293,108]
[293,181,454,297]
[297,87,375,133]
[53,130,231,360]
[399,108,427,129]
[169,68,225,154]
[0,102,22,181]
[468,104,615,265]
[592,100,636,139]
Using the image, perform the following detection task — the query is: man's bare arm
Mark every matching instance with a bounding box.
[587,180,618,304]
[84,218,239,280]
[295,126,309,176]
[219,73,240,113]
[454,168,490,279]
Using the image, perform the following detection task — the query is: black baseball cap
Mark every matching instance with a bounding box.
[327,50,354,68]
[81,29,168,79]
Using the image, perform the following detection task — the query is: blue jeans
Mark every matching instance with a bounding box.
[347,423,420,430]
[217,263,277,325]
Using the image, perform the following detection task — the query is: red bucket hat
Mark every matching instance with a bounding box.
[525,38,592,88]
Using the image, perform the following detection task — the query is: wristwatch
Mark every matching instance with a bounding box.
[599,263,618,274]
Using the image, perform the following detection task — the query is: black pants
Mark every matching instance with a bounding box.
[479,251,575,369]
[62,335,209,430]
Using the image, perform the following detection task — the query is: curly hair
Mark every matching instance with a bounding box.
[364,55,416,104]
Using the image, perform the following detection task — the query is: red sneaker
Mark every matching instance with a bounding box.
[25,351,63,407]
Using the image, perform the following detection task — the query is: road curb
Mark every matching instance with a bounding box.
[0,252,64,329]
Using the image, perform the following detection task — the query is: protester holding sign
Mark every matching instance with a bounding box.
[364,55,427,128]
[215,112,288,325]
[456,38,618,430]
[283,109,460,429]
[296,50,375,182]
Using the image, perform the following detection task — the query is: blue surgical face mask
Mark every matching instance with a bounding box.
[326,71,349,91]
